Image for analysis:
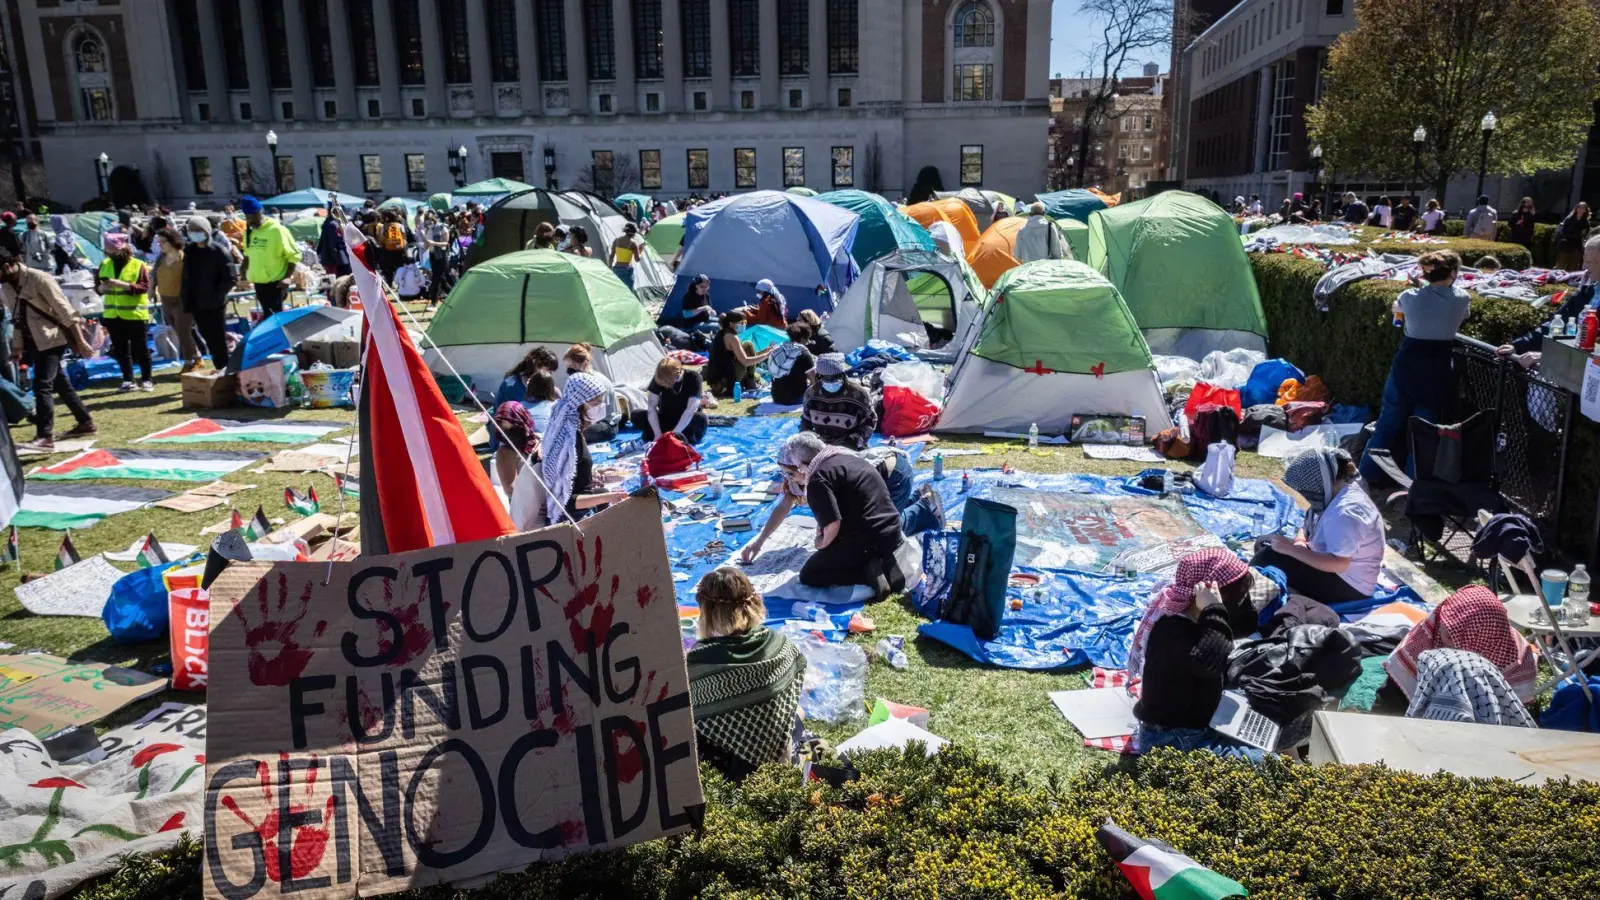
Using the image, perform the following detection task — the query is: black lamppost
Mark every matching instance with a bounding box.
[1475,111,1496,200]
[453,144,468,188]
[266,129,279,191]
[1410,125,1426,204]
[448,145,463,187]
[95,152,111,206]
[543,146,556,189]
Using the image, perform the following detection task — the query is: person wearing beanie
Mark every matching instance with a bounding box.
[180,215,237,370]
[800,353,876,450]
[240,195,299,318]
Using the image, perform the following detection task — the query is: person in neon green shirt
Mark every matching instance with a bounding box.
[240,195,299,317]
[95,232,154,391]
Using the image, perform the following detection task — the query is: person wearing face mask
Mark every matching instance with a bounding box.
[560,343,622,441]
[800,353,876,450]
[180,216,237,371]
[19,214,51,272]
[240,195,299,318]
[96,232,154,391]
[540,371,629,524]
[153,227,203,373]
[0,249,96,451]
[705,310,772,397]
[746,279,788,328]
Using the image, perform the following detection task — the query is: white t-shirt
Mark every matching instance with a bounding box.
[1309,483,1386,595]
[1420,209,1445,232]
[1373,204,1392,228]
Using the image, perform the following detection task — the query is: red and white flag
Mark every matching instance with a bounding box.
[345,223,514,553]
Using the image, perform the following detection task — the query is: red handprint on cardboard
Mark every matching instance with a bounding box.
[219,752,336,884]
[234,572,329,687]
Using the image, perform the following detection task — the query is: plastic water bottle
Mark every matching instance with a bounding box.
[1028,422,1039,449]
[732,380,742,402]
[932,451,945,480]
[1567,565,1591,624]
[961,470,971,493]
[1551,315,1565,338]
[1568,316,1580,338]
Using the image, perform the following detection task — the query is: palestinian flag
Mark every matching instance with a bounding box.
[335,473,360,499]
[55,532,80,571]
[229,507,245,532]
[29,449,261,483]
[284,486,320,516]
[14,484,174,530]
[136,418,346,445]
[1097,820,1247,900]
[136,532,169,568]
[244,506,272,541]
[3,526,18,565]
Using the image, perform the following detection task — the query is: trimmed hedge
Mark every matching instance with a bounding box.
[1441,219,1559,268]
[82,748,1600,900]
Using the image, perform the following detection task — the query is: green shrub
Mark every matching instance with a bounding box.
[1440,219,1558,267]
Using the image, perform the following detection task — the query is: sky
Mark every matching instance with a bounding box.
[1049,0,1172,80]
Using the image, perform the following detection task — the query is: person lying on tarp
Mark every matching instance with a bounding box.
[1251,448,1386,605]
[740,440,942,567]
[687,566,807,780]
[1126,549,1267,762]
[630,357,708,445]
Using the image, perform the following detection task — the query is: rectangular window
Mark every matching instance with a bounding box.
[488,0,520,81]
[778,0,807,76]
[396,0,425,84]
[411,97,425,116]
[366,98,381,117]
[263,0,292,89]
[82,89,113,121]
[837,87,851,106]
[1267,58,1295,170]
[635,0,664,79]
[190,157,214,195]
[305,0,336,87]
[640,149,662,189]
[1325,0,1343,13]
[1142,145,1152,161]
[646,92,661,111]
[318,155,339,190]
[1120,117,1131,132]
[831,146,853,187]
[219,0,250,89]
[783,147,805,187]
[599,93,613,113]
[740,90,755,110]
[176,0,206,90]
[233,156,255,193]
[585,0,616,80]
[323,99,337,118]
[959,145,982,186]
[282,101,295,120]
[954,63,992,102]
[1144,115,1153,131]
[1118,144,1129,160]
[361,154,382,193]
[788,88,803,109]
[687,149,709,188]
[198,103,211,121]
[730,0,759,77]
[592,150,615,195]
[440,1,472,82]
[350,0,380,85]
[734,148,756,188]
[537,0,568,80]
[827,0,858,73]
[240,101,253,120]
[406,154,428,192]
[682,0,711,78]
[693,91,708,110]
[276,155,297,191]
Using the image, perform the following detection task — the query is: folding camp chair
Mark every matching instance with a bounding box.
[1366,411,1500,565]
[1483,511,1598,703]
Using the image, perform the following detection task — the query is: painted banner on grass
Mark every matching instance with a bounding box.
[135,418,346,445]
[203,495,703,900]
[29,449,261,483]
[14,484,174,529]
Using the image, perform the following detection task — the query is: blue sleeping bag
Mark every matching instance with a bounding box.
[1241,358,1305,408]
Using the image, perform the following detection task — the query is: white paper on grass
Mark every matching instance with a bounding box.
[1047,687,1140,740]
[14,556,125,618]
[1081,444,1163,462]
[837,717,948,757]
[1256,423,1364,458]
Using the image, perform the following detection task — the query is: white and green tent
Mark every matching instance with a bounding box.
[829,250,986,361]
[938,260,1172,435]
[422,250,664,391]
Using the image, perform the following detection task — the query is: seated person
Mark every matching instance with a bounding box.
[687,566,807,779]
[674,273,719,333]
[1405,649,1537,727]
[492,347,558,421]
[1372,585,1536,715]
[539,372,629,524]
[492,393,543,497]
[562,343,621,442]
[1128,549,1267,762]
[800,353,876,451]
[632,357,708,444]
[798,309,835,356]
[767,322,816,405]
[704,311,772,397]
[772,432,907,597]
[747,279,788,328]
[1251,448,1385,604]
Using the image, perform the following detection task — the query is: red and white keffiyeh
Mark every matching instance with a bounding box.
[1126,548,1249,679]
[1385,585,1537,703]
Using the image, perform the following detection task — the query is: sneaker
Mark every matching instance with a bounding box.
[17,438,53,453]
[917,484,946,532]
[63,420,97,437]
[117,381,135,392]
[139,381,155,392]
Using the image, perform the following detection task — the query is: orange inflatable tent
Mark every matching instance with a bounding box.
[967,217,1028,288]
[903,199,981,252]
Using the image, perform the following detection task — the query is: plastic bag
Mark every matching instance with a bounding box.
[880,360,945,404]
[1153,354,1203,386]
[1196,442,1236,497]
[102,561,182,643]
[880,385,941,437]
[1198,348,1267,389]
[783,628,868,723]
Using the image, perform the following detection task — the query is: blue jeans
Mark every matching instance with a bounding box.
[1359,368,1438,483]
[881,451,939,536]
[614,265,635,289]
[1359,338,1453,484]
[1136,725,1268,762]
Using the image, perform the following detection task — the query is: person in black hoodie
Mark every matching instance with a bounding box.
[180,215,237,370]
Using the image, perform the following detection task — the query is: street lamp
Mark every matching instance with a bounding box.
[543,146,556,189]
[1476,111,1496,201]
[1309,144,1324,213]
[265,129,279,192]
[95,152,111,206]
[1410,125,1426,204]
[454,144,468,188]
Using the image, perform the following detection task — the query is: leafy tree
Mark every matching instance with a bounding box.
[1306,0,1600,208]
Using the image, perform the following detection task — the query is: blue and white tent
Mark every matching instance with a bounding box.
[659,190,860,321]
[258,187,368,210]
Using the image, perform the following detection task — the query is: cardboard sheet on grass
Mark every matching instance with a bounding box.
[203,495,703,900]
[0,653,166,737]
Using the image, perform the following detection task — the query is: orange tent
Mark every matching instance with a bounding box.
[903,198,981,252]
[967,217,1028,288]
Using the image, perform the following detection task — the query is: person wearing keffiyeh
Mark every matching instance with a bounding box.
[539,372,627,524]
[48,215,85,274]
[1251,447,1385,603]
[1375,585,1537,715]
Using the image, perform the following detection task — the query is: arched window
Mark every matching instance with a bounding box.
[74,34,106,74]
[953,1,993,48]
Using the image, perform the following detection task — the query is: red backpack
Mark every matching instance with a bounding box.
[642,432,702,477]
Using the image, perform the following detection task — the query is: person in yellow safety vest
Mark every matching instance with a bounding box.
[240,194,299,318]
[96,231,154,391]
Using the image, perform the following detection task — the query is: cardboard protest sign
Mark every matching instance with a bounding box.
[0,653,168,736]
[203,495,703,900]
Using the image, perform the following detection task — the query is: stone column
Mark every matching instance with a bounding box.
[515,0,541,114]
[758,0,778,108]
[661,0,683,111]
[808,0,827,108]
[373,0,403,117]
[237,0,273,121]
[709,0,730,110]
[282,0,316,118]
[612,0,636,113]
[467,0,493,114]
[195,0,233,121]
[564,0,589,111]
[327,0,359,118]
[418,0,448,115]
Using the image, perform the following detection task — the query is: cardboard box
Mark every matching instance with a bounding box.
[181,370,237,408]
[304,338,362,369]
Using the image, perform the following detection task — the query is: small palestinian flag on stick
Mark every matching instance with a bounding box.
[229,507,245,532]
[284,485,320,516]
[136,532,169,568]
[244,506,272,541]
[334,472,360,499]
[2,526,18,566]
[55,532,80,571]
[1097,820,1247,900]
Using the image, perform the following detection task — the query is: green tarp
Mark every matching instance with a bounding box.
[969,260,1153,375]
[428,192,453,212]
[817,190,936,267]
[1085,190,1267,337]
[426,249,655,348]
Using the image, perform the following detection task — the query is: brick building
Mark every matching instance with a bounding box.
[1046,65,1169,199]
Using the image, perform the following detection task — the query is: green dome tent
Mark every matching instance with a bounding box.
[422,250,664,392]
[645,212,685,256]
[427,192,453,212]
[786,186,818,197]
[938,260,1171,435]
[1085,190,1267,359]
[1056,217,1090,261]
[455,177,536,197]
[286,214,324,243]
[817,190,936,267]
